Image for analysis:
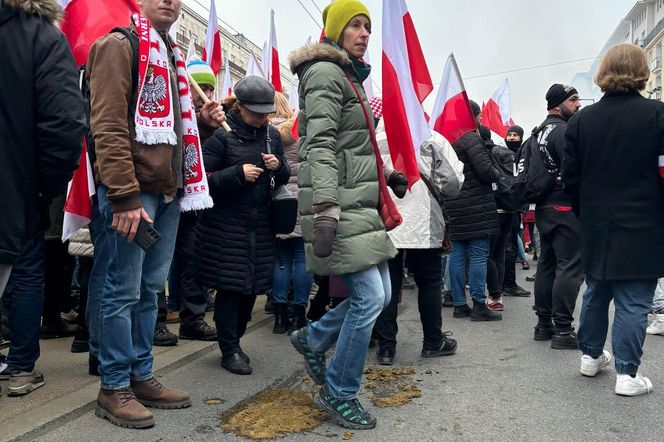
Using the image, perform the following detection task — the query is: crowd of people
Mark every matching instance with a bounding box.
[1,0,663,433]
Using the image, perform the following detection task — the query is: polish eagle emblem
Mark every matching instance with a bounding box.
[140,66,167,114]
[184,143,199,180]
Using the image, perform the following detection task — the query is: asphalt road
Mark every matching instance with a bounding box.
[27,265,664,442]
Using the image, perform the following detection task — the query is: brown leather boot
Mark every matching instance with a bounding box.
[95,388,154,429]
[131,377,192,409]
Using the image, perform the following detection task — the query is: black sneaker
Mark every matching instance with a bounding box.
[443,292,453,307]
[89,354,100,377]
[153,325,178,347]
[452,304,472,318]
[178,321,217,341]
[220,353,252,375]
[238,348,250,364]
[470,301,502,321]
[264,293,275,314]
[290,327,326,385]
[421,332,458,357]
[315,384,377,430]
[376,345,395,365]
[502,285,531,297]
[551,330,578,350]
[525,274,536,282]
[70,327,90,353]
[533,323,554,341]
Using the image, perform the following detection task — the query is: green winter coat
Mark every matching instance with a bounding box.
[288,42,397,275]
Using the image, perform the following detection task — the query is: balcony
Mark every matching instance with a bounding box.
[652,56,662,73]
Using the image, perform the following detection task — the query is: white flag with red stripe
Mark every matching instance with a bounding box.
[202,0,222,75]
[246,52,266,78]
[265,9,283,92]
[481,78,514,138]
[362,51,374,101]
[221,58,233,99]
[381,0,433,187]
[186,37,197,63]
[289,80,300,113]
[62,139,96,241]
[430,53,477,144]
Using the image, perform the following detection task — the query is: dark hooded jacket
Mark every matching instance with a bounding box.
[0,0,85,264]
[195,110,289,295]
[444,131,500,241]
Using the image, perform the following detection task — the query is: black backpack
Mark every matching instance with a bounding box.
[81,27,139,167]
[488,144,516,198]
[509,123,559,206]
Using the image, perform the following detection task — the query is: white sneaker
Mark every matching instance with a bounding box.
[646,313,664,335]
[580,350,612,377]
[615,373,653,396]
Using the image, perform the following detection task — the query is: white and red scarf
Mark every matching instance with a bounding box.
[134,14,213,212]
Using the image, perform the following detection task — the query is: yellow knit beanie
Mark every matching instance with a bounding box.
[322,0,371,45]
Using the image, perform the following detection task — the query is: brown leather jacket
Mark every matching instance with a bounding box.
[86,28,182,212]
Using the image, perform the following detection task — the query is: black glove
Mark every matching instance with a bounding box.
[388,171,408,198]
[313,216,338,257]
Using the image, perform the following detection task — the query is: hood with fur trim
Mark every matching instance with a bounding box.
[3,0,62,22]
[289,42,351,76]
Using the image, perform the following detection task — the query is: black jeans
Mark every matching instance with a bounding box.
[374,249,444,352]
[174,214,208,327]
[42,239,75,327]
[487,213,514,298]
[503,214,519,289]
[534,208,584,331]
[75,257,93,330]
[213,291,256,356]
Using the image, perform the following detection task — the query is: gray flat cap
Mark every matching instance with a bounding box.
[234,75,276,114]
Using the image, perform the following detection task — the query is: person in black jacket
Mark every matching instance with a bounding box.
[195,76,289,375]
[0,0,85,396]
[562,43,664,396]
[445,130,502,321]
[532,84,584,350]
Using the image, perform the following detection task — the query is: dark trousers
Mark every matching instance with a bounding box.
[213,291,256,356]
[374,248,444,352]
[503,214,519,289]
[534,208,584,331]
[42,239,75,327]
[75,257,93,330]
[7,233,44,372]
[487,213,513,297]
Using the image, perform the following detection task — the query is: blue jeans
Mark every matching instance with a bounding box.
[442,254,451,293]
[97,186,180,390]
[6,232,44,373]
[577,276,657,375]
[87,195,110,359]
[272,238,312,306]
[449,238,489,306]
[517,232,527,262]
[307,261,391,399]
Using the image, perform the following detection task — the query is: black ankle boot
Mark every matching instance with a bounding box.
[470,300,502,321]
[273,303,289,334]
[288,304,307,335]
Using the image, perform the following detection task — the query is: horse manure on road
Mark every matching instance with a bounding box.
[221,388,328,439]
[363,366,422,407]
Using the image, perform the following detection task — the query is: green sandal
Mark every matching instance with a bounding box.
[290,327,326,385]
[315,384,377,430]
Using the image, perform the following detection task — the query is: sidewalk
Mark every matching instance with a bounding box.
[0,303,273,442]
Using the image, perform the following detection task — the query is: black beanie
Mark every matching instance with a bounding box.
[479,125,492,141]
[546,84,578,110]
[506,125,524,139]
[469,100,481,117]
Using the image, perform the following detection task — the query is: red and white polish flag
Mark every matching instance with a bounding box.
[265,9,283,92]
[202,0,222,75]
[246,52,266,78]
[221,58,233,99]
[289,80,300,113]
[482,78,514,138]
[382,0,433,187]
[430,53,477,144]
[62,139,96,241]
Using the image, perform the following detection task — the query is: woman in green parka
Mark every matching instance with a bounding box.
[287,0,406,431]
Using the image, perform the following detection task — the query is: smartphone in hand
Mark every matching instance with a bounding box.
[134,218,161,251]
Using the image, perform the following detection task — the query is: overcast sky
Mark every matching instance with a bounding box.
[186,0,635,135]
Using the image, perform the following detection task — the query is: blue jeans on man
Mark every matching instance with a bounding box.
[577,276,657,376]
[96,186,180,390]
[307,261,391,399]
[272,238,312,306]
[6,233,44,373]
[449,238,490,306]
[87,195,110,361]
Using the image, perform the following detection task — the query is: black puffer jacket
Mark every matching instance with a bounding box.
[195,111,289,295]
[0,0,85,264]
[444,131,500,241]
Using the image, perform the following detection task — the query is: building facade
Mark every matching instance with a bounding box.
[176,3,294,96]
